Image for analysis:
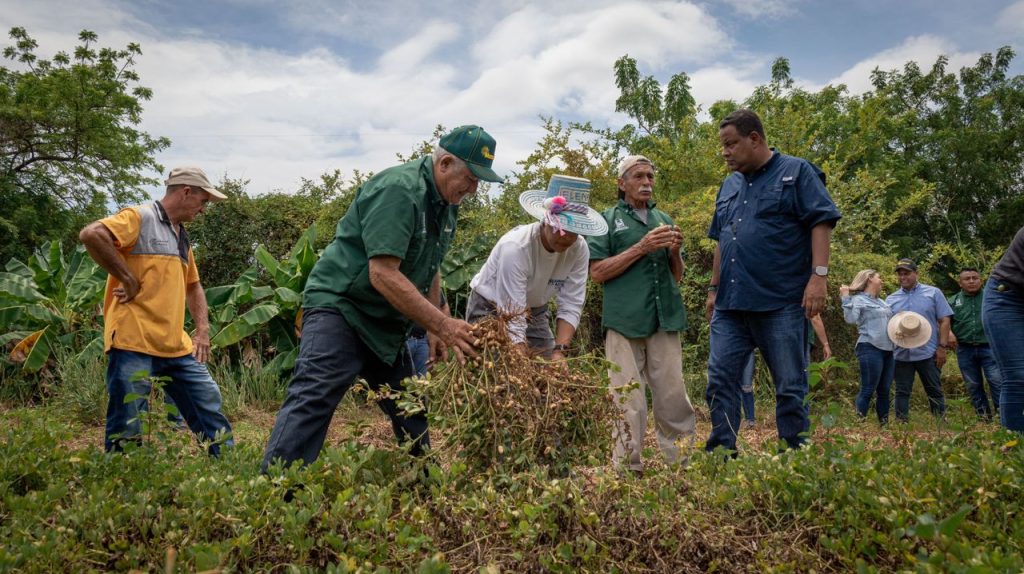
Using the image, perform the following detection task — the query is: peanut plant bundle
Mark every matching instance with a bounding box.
[403,314,614,476]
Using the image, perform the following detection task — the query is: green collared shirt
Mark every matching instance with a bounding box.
[303,156,458,364]
[586,199,687,339]
[948,290,987,345]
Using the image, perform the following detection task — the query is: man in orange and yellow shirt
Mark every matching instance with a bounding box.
[80,166,233,454]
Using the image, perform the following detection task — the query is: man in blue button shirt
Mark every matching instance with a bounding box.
[885,258,953,421]
[704,109,841,453]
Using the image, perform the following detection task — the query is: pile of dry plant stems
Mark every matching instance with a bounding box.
[404,313,614,475]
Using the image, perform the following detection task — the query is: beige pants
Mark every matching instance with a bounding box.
[606,329,695,470]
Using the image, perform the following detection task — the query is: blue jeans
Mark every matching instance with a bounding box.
[105,349,234,455]
[262,307,426,472]
[955,343,1002,418]
[855,343,893,423]
[893,358,945,421]
[982,278,1024,432]
[407,335,430,377]
[706,304,809,452]
[740,352,755,421]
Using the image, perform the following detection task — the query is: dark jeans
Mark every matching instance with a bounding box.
[261,307,426,472]
[706,304,809,452]
[105,349,234,455]
[955,343,1002,418]
[894,357,945,421]
[740,352,756,421]
[407,335,430,377]
[855,343,894,423]
[982,278,1024,432]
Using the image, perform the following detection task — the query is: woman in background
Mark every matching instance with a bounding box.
[841,269,895,424]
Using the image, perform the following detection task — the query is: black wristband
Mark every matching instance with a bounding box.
[552,343,570,352]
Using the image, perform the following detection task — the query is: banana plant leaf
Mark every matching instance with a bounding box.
[74,336,105,363]
[0,272,47,303]
[211,303,281,347]
[5,258,33,279]
[10,327,53,372]
[264,347,298,374]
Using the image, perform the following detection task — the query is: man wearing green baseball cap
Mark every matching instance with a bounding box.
[262,125,503,476]
[438,124,504,184]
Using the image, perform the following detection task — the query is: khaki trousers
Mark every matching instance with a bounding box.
[606,329,695,470]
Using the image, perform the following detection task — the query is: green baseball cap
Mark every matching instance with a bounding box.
[438,125,504,183]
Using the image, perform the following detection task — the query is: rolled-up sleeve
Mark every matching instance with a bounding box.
[841,296,861,324]
[556,241,589,329]
[796,162,841,229]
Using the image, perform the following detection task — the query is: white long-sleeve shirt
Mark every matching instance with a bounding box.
[469,222,590,343]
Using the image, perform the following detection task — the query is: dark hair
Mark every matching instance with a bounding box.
[960,267,980,275]
[719,109,766,139]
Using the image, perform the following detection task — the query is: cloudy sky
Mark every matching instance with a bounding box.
[2,0,1022,197]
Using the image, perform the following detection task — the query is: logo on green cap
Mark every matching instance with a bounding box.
[438,125,504,183]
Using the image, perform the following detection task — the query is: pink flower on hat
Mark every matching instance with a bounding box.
[543,196,569,235]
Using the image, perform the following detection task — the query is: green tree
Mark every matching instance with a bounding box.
[188,171,360,287]
[0,27,169,263]
[866,47,1024,258]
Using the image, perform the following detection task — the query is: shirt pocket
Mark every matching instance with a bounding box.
[756,183,787,217]
[714,188,739,232]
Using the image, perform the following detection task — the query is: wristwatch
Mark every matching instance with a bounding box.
[552,343,570,353]
[813,266,829,277]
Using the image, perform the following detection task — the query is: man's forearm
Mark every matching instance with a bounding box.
[427,272,442,308]
[79,223,133,285]
[938,317,951,346]
[186,282,210,334]
[590,244,646,284]
[810,223,832,267]
[669,249,683,283]
[710,244,721,286]
[369,259,448,332]
[554,318,575,346]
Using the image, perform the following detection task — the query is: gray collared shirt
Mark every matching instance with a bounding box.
[885,283,954,361]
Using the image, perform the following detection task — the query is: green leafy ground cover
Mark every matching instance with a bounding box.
[1,391,1020,573]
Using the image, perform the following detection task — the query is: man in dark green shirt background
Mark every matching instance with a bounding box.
[587,154,696,474]
[262,125,502,473]
[948,267,1002,420]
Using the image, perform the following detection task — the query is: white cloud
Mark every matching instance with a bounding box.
[997,0,1024,34]
[0,0,778,196]
[689,64,761,108]
[828,35,981,95]
[716,0,797,19]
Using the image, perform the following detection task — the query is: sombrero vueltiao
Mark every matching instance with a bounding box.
[519,175,608,237]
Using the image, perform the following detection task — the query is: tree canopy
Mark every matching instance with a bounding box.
[0,27,169,263]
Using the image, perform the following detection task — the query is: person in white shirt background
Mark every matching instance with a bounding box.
[465,174,608,362]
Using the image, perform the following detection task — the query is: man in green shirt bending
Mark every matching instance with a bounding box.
[948,267,1002,420]
[587,155,696,474]
[262,125,502,473]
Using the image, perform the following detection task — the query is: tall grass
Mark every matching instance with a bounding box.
[207,352,286,416]
[51,348,108,425]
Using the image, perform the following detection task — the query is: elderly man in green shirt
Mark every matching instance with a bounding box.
[587,155,696,474]
[948,267,1003,420]
[262,125,502,473]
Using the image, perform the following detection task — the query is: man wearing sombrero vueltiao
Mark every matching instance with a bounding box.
[466,175,608,361]
[587,155,697,475]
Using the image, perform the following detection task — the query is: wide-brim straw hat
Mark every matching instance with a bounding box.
[887,311,933,349]
[519,174,608,237]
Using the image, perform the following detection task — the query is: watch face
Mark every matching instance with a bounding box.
[814,266,828,276]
